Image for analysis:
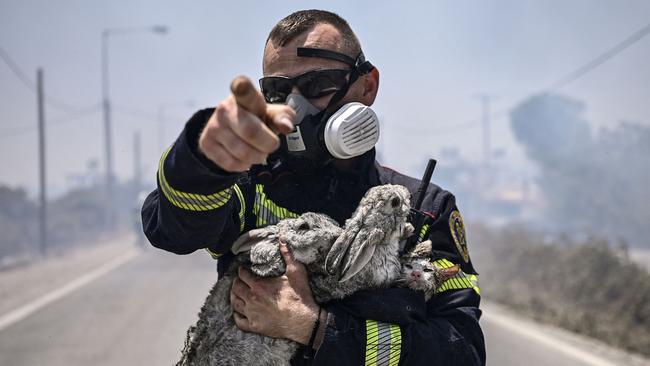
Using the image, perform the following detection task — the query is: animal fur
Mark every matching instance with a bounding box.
[399,240,460,301]
[177,184,413,366]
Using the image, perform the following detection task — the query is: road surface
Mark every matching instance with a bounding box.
[0,243,647,365]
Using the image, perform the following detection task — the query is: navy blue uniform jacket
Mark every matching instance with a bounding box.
[142,109,486,365]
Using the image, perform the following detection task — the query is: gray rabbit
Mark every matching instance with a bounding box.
[177,212,341,366]
[177,184,413,366]
[317,184,414,301]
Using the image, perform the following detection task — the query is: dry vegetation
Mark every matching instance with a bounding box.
[470,223,650,356]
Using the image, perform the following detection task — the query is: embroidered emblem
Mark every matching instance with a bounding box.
[449,210,469,263]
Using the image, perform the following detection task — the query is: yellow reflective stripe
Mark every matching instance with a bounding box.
[159,147,231,210]
[205,247,221,260]
[157,147,232,211]
[365,320,378,365]
[434,258,456,269]
[233,184,245,232]
[433,258,481,295]
[417,224,429,242]
[253,184,298,227]
[254,185,266,227]
[365,320,401,366]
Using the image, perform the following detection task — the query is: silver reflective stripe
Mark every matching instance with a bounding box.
[233,184,246,232]
[253,184,298,227]
[365,320,401,366]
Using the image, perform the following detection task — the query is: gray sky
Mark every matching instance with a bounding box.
[1,0,649,197]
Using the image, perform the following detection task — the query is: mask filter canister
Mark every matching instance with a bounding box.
[323,102,380,159]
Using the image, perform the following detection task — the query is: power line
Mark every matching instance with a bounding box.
[0,103,102,139]
[431,20,650,135]
[113,104,193,125]
[546,21,650,92]
[0,45,86,114]
[0,102,167,139]
[0,46,35,91]
[113,104,159,123]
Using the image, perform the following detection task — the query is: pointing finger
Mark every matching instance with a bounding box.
[231,75,294,135]
[231,76,267,120]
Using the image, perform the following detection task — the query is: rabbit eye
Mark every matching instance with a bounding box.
[390,197,401,208]
[298,222,310,231]
[423,268,433,273]
[404,264,412,269]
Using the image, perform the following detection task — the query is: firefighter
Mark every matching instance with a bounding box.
[142,9,485,365]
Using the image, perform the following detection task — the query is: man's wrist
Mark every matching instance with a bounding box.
[289,304,321,345]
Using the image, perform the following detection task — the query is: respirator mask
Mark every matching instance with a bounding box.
[259,47,379,170]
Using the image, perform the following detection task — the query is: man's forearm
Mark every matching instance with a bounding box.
[141,109,244,255]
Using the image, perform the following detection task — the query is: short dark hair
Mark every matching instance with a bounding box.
[266,9,362,58]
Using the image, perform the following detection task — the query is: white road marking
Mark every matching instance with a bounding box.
[0,248,139,332]
[482,304,618,366]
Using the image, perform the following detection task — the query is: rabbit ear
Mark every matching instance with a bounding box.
[324,229,355,276]
[231,228,275,255]
[339,232,379,282]
[326,227,382,282]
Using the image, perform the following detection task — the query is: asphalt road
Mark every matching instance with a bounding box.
[0,247,216,366]
[0,247,647,366]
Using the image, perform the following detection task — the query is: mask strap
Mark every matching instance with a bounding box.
[297,47,356,66]
[296,47,374,75]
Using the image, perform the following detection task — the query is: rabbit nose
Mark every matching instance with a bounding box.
[411,271,421,279]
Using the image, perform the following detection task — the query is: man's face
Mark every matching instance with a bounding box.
[262,23,368,111]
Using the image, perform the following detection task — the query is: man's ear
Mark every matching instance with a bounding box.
[360,67,380,106]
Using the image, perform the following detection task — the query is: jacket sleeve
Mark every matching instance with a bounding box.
[310,193,485,366]
[141,108,245,256]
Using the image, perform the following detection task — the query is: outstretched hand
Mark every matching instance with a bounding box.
[230,242,319,344]
[199,76,295,172]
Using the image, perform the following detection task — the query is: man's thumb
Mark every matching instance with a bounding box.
[280,242,306,276]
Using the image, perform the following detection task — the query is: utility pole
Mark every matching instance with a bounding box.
[101,30,115,230]
[36,68,47,256]
[101,25,168,231]
[133,130,141,193]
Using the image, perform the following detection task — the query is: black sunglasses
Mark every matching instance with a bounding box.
[259,69,351,104]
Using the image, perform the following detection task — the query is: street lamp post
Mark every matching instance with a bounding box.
[101,25,167,230]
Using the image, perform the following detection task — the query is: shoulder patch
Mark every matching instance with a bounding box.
[449,210,469,263]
